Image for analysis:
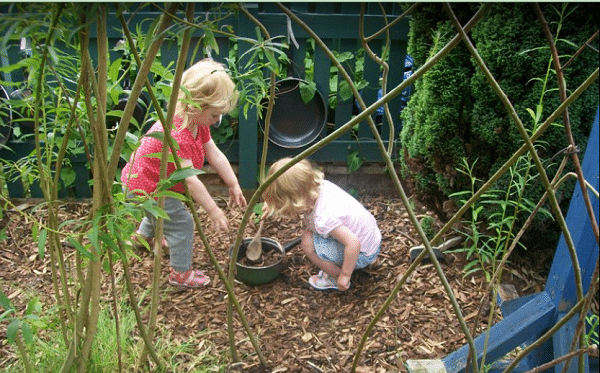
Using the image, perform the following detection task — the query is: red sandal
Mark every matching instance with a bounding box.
[169,268,210,288]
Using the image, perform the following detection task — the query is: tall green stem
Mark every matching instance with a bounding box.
[359,3,393,156]
[25,1,71,349]
[502,269,599,373]
[534,6,598,371]
[275,4,493,371]
[223,4,280,364]
[76,6,109,372]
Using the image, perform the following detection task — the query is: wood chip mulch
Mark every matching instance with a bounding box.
[0,195,552,372]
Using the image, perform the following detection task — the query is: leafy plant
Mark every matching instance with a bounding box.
[449,159,501,281]
[399,2,598,234]
[0,291,54,372]
[347,149,364,173]
[585,313,599,347]
[328,49,369,110]
[449,156,552,281]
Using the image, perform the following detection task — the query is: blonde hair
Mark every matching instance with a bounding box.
[174,58,239,129]
[262,158,323,218]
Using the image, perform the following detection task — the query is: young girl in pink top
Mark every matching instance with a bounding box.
[122,59,246,288]
[262,158,381,291]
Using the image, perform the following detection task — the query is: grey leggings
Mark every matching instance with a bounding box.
[137,197,194,273]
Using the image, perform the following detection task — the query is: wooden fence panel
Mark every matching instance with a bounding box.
[0,3,409,194]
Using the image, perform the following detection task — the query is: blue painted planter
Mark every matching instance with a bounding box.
[407,107,600,373]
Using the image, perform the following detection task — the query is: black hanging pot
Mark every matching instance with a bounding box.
[0,85,12,145]
[7,87,37,136]
[233,237,301,285]
[259,42,326,149]
[108,75,150,133]
[109,93,149,131]
[259,78,327,148]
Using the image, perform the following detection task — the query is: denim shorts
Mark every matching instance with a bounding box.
[313,233,380,269]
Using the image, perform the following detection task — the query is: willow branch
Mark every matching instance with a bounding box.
[364,3,419,42]
[27,7,71,349]
[563,260,600,373]
[562,30,598,70]
[238,3,277,184]
[225,3,280,365]
[525,345,598,373]
[445,3,585,330]
[107,3,179,181]
[501,285,596,373]
[534,6,596,371]
[278,3,492,371]
[14,334,33,373]
[359,3,393,156]
[534,3,599,247]
[137,3,194,369]
[76,6,109,372]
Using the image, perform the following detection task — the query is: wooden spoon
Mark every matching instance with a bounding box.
[246,220,264,262]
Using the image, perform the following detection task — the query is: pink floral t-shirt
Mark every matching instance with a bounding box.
[312,180,381,256]
[121,116,211,195]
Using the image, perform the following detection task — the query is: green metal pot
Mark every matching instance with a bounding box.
[233,237,301,286]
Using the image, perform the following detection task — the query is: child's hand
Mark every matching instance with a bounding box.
[207,206,228,232]
[337,273,351,291]
[261,203,272,218]
[228,185,246,208]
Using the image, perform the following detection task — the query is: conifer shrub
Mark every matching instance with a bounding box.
[400,3,599,250]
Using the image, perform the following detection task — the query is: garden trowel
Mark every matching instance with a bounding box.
[409,236,463,264]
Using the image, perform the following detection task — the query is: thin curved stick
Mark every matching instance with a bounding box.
[562,30,599,70]
[534,3,599,247]
[4,8,67,371]
[225,3,278,365]
[526,345,599,373]
[501,263,599,373]
[238,4,277,184]
[73,11,108,373]
[276,3,493,371]
[534,6,599,370]
[137,4,192,368]
[445,0,585,321]
[359,3,393,156]
[363,3,419,42]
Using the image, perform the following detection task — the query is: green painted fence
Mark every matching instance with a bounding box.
[0,3,409,196]
[231,3,409,189]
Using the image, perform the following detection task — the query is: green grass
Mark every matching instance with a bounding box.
[2,301,229,373]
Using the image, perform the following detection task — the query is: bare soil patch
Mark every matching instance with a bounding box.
[0,195,551,372]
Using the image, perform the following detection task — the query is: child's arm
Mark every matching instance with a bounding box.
[204,139,247,207]
[329,226,360,291]
[180,158,228,231]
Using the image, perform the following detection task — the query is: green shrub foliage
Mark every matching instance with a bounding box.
[400,3,598,249]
